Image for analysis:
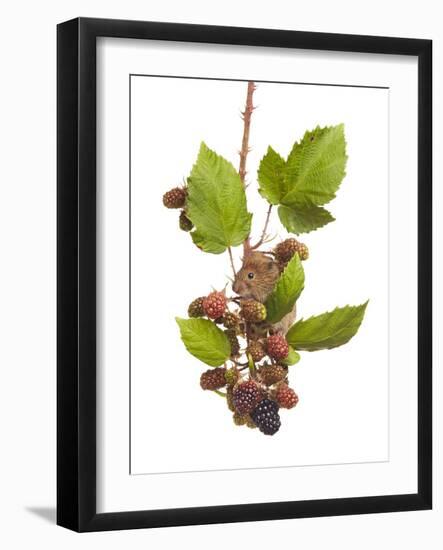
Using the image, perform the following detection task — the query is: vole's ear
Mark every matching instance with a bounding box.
[267,260,275,271]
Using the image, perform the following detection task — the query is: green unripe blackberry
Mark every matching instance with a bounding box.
[247,340,266,362]
[223,311,239,330]
[179,210,193,231]
[246,417,257,429]
[225,329,240,356]
[240,300,267,323]
[224,367,239,386]
[233,412,248,426]
[258,364,287,386]
[226,386,235,412]
[298,242,309,261]
[274,238,309,264]
[188,297,205,318]
[274,238,300,264]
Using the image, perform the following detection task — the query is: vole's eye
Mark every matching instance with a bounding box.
[247,272,254,279]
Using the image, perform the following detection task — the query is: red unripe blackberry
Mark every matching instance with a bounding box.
[251,399,281,435]
[162,187,187,209]
[233,380,260,415]
[188,297,205,318]
[275,384,299,409]
[203,291,227,319]
[200,367,227,390]
[266,334,289,360]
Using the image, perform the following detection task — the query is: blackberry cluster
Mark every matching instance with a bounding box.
[251,399,281,435]
[178,238,307,436]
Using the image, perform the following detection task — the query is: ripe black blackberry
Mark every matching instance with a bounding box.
[251,399,281,435]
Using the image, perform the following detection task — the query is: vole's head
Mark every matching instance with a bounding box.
[233,251,280,303]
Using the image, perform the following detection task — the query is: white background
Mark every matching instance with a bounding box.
[130,77,390,473]
[98,38,417,512]
[0,0,441,548]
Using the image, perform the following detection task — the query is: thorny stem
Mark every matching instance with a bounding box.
[238,81,256,255]
[214,389,227,398]
[227,247,236,277]
[252,204,273,250]
[238,81,256,185]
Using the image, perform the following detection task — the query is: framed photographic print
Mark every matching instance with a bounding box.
[57,17,432,531]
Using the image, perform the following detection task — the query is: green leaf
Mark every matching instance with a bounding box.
[265,254,305,324]
[278,204,335,235]
[257,146,287,205]
[187,142,252,254]
[175,317,231,367]
[191,229,226,254]
[280,346,300,366]
[286,301,368,351]
[282,124,347,207]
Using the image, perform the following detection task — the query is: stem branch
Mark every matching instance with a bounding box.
[238,81,256,254]
[227,247,236,278]
[252,204,273,250]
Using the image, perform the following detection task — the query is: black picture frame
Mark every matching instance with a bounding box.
[57,17,432,532]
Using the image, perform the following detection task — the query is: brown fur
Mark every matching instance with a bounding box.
[233,252,296,334]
